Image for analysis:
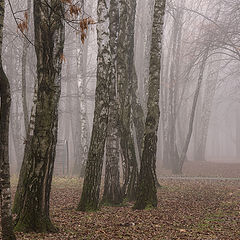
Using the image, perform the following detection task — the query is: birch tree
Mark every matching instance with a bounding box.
[134,0,166,210]
[13,0,65,232]
[117,0,138,201]
[77,0,112,211]
[0,0,16,239]
[102,0,122,205]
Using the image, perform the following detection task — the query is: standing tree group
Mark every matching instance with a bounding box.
[1,0,240,238]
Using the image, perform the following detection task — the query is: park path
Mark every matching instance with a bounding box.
[158,176,240,181]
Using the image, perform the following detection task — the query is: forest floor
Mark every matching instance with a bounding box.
[1,161,240,240]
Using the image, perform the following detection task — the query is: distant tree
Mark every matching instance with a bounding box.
[21,0,31,136]
[194,61,219,162]
[13,0,65,232]
[177,47,209,173]
[0,0,16,239]
[134,0,166,210]
[176,3,222,174]
[72,2,92,177]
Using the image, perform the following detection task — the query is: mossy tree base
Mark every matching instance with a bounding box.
[15,215,57,233]
[101,185,122,206]
[13,0,65,234]
[77,199,99,212]
[133,133,158,210]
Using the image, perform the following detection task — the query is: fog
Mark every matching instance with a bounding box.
[2,0,240,176]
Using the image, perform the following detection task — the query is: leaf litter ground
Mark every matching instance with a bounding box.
[1,162,240,240]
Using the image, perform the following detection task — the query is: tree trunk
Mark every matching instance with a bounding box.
[131,65,145,160]
[0,68,16,240]
[13,77,38,213]
[0,1,16,239]
[103,101,122,205]
[13,0,65,232]
[195,67,219,162]
[77,0,112,212]
[118,0,138,201]
[142,0,155,112]
[73,12,90,177]
[102,0,122,206]
[177,49,209,174]
[134,0,166,210]
[103,127,122,205]
[78,47,89,177]
[0,67,16,240]
[21,0,31,135]
[164,1,184,173]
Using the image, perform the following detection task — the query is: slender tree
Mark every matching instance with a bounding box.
[13,0,65,232]
[177,4,221,173]
[102,0,122,205]
[131,65,145,160]
[134,0,166,210]
[77,0,112,211]
[0,0,16,239]
[21,0,31,135]
[177,48,209,173]
[117,0,138,201]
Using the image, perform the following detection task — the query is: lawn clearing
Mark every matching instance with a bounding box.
[1,162,240,239]
[2,179,239,239]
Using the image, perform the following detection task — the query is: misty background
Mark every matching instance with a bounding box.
[3,0,240,175]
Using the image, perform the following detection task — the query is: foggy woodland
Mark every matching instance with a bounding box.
[0,0,240,239]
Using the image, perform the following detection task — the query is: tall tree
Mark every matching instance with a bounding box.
[134,0,166,210]
[0,0,16,239]
[177,48,209,173]
[77,0,112,211]
[177,4,222,173]
[73,2,91,177]
[13,0,65,232]
[167,1,185,173]
[102,0,122,206]
[117,0,138,201]
[194,63,219,162]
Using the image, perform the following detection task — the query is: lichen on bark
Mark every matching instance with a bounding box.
[0,0,16,238]
[77,0,112,212]
[13,0,65,232]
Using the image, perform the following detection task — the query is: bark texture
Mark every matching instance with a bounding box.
[102,0,122,205]
[134,0,166,210]
[0,0,16,239]
[77,0,112,211]
[118,0,138,201]
[0,61,16,240]
[13,0,65,232]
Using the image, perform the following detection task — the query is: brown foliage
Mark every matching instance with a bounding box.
[1,163,239,239]
[17,11,28,33]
